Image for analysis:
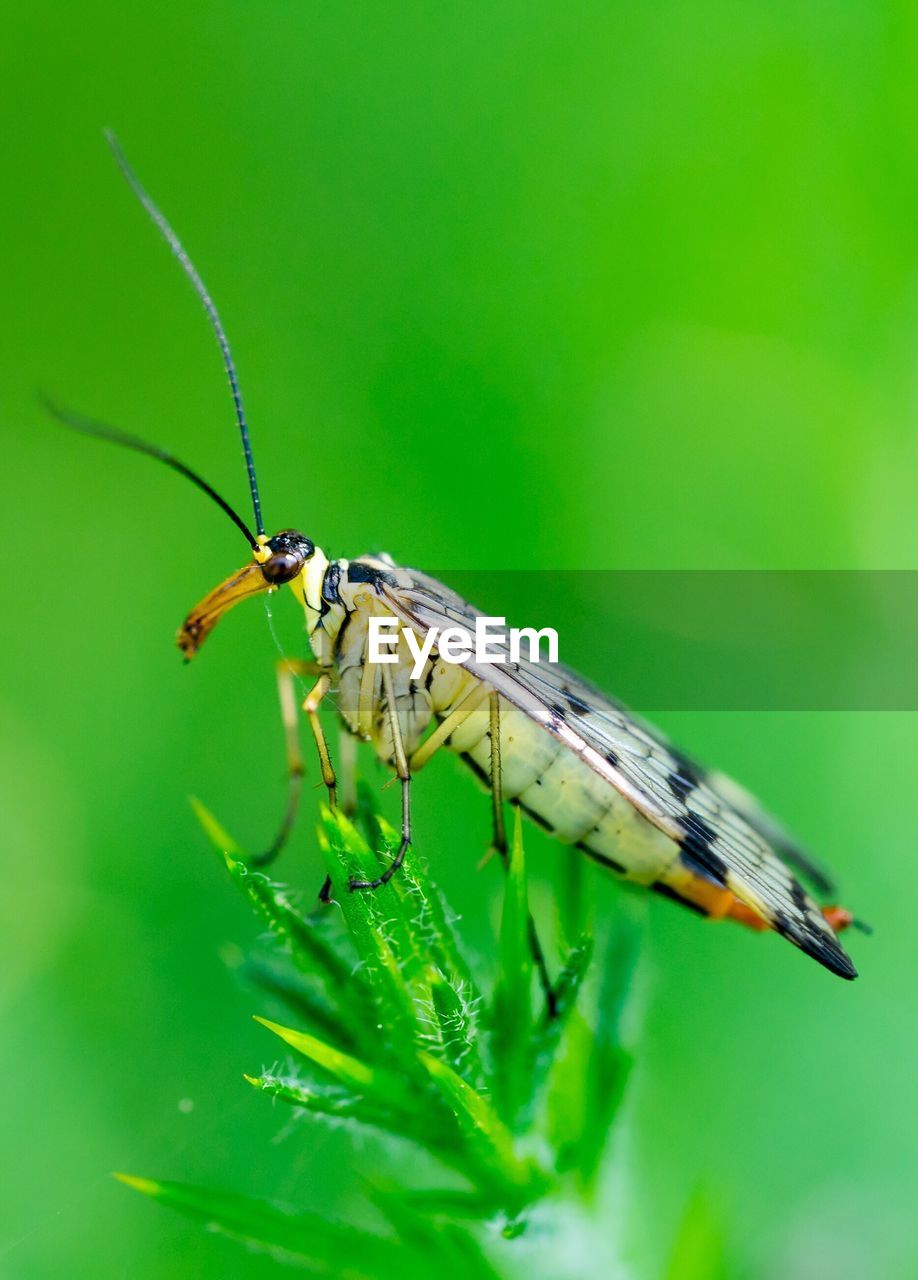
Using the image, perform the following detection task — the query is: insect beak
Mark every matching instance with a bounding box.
[177,559,272,660]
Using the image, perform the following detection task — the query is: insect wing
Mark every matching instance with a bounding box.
[378,566,856,979]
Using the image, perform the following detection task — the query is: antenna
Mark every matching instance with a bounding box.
[41,395,260,550]
[103,130,265,537]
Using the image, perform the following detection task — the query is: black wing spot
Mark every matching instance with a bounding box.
[677,812,728,886]
[789,878,810,916]
[771,908,858,980]
[669,745,708,785]
[667,768,698,804]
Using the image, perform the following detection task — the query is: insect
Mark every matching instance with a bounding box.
[50,134,860,988]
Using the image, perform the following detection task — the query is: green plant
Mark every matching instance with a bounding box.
[117,790,640,1276]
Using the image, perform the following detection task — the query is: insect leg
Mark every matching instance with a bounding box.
[408,684,558,1016]
[294,670,342,902]
[303,672,337,807]
[337,728,358,817]
[349,661,411,891]
[408,683,489,772]
[488,689,506,855]
[249,658,321,867]
[316,732,359,900]
[489,692,558,1020]
[357,639,381,740]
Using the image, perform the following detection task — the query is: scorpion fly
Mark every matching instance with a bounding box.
[48,134,860,985]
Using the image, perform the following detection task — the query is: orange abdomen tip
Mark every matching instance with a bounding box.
[821,905,854,934]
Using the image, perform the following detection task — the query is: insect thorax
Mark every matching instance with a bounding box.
[296,555,478,762]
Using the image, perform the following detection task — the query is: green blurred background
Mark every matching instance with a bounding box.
[2,3,916,1276]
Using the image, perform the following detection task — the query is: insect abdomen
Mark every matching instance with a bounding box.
[427,663,680,887]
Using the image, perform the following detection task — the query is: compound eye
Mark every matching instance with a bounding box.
[261,551,302,585]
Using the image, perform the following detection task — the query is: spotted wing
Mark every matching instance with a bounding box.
[377,565,856,979]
